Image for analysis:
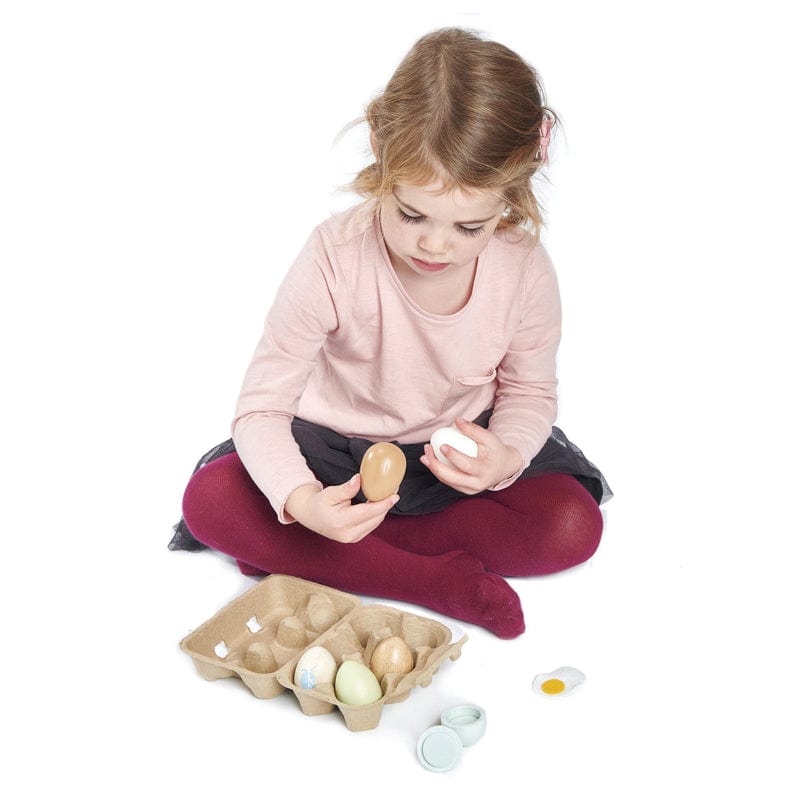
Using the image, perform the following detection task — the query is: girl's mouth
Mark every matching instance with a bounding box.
[412,257,449,272]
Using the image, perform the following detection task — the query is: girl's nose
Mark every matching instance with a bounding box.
[419,231,447,257]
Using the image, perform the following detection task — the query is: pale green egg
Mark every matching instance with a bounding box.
[334,660,383,705]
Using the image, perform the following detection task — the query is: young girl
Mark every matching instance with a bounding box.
[176,27,611,639]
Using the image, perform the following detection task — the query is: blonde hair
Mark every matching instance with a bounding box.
[346,28,558,235]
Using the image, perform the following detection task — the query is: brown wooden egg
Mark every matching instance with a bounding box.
[359,442,406,501]
[369,635,414,682]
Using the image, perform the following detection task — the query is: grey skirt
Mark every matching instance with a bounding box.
[169,408,612,552]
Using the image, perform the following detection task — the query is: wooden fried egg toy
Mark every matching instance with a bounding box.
[532,666,586,697]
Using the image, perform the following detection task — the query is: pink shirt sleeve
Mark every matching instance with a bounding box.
[232,228,343,522]
[487,245,561,489]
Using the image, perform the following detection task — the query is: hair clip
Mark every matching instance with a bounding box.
[538,116,553,164]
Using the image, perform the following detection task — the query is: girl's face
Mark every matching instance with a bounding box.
[379,181,505,279]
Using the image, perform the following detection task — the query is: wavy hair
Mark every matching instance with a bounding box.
[345,28,558,235]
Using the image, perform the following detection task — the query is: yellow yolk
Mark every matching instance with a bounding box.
[540,678,566,695]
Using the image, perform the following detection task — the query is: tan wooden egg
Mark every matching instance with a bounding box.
[369,635,414,683]
[359,442,406,501]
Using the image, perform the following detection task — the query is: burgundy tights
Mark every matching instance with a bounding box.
[181,453,602,638]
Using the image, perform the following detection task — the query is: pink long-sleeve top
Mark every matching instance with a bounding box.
[233,199,561,522]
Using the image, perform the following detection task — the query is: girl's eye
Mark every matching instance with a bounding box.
[397,206,484,237]
[397,208,423,224]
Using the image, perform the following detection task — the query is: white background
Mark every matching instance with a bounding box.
[2,1,798,796]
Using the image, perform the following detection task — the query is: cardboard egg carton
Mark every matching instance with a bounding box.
[180,574,467,731]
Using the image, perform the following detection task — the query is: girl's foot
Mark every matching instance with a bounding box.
[432,552,525,638]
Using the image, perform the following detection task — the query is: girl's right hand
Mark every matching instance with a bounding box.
[285,475,398,543]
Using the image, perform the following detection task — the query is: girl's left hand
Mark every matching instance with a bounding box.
[420,417,524,495]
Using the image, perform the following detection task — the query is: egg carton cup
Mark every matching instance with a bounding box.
[180,574,360,699]
[180,574,467,731]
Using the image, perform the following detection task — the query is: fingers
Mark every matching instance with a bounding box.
[344,512,391,542]
[329,474,398,517]
[336,494,399,542]
[447,439,482,472]
[320,479,399,543]
[431,420,511,492]
[422,444,481,494]
[349,492,399,524]
[430,442,476,475]
[453,416,495,447]
[330,473,363,503]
